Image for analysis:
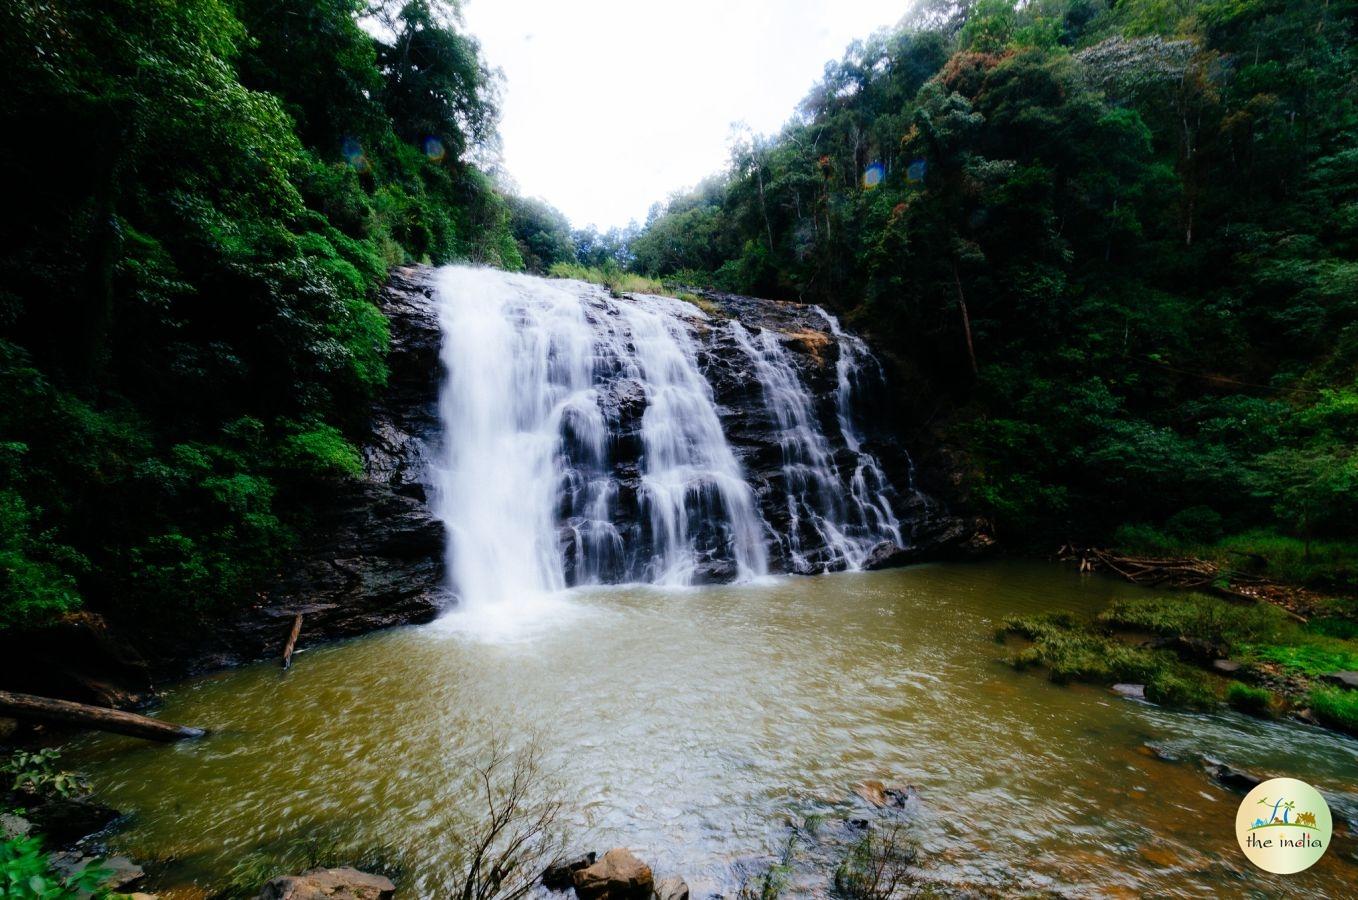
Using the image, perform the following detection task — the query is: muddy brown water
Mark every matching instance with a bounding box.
[72,562,1358,897]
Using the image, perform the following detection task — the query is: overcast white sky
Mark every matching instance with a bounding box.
[462,0,911,231]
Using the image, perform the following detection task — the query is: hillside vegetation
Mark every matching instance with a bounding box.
[0,0,524,632]
[624,0,1358,593]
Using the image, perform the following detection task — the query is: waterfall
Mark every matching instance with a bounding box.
[429,266,912,627]
[728,319,901,572]
[431,267,767,627]
[815,306,909,549]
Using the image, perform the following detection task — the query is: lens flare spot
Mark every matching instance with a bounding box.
[341,137,363,162]
[862,162,885,189]
[907,158,927,183]
[423,136,447,163]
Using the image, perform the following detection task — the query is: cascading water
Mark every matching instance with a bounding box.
[817,307,917,536]
[430,266,913,630]
[431,267,768,630]
[729,319,902,571]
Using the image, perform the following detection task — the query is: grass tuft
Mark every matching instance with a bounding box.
[1309,687,1358,734]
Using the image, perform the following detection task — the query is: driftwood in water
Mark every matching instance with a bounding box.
[281,612,304,670]
[1060,545,1311,622]
[0,690,205,742]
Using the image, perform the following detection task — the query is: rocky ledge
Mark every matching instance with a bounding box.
[165,267,452,675]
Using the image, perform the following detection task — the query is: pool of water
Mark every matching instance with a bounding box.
[73,562,1358,897]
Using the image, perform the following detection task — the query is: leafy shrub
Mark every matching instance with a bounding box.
[1,748,88,800]
[1225,681,1273,716]
[1110,524,1179,556]
[1165,506,1224,543]
[833,823,919,900]
[282,423,364,479]
[1309,687,1358,735]
[2,834,110,899]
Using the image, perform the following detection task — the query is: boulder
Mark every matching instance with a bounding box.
[1,812,31,839]
[572,848,654,900]
[863,517,996,571]
[1323,671,1358,690]
[1111,683,1146,701]
[653,875,690,900]
[1201,757,1262,793]
[853,780,920,810]
[854,779,889,808]
[23,796,120,848]
[543,852,596,891]
[691,558,738,585]
[1211,659,1242,674]
[50,852,144,892]
[256,867,396,900]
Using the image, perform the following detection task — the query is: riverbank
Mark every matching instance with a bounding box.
[1002,549,1358,735]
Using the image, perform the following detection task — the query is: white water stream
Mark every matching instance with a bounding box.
[432,267,904,631]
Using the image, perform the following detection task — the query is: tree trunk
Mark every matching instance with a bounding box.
[952,260,979,379]
[0,690,205,742]
[281,612,303,669]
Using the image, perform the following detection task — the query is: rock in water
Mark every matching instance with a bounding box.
[654,875,690,900]
[256,867,396,900]
[24,796,120,847]
[1111,683,1146,700]
[1200,757,1262,793]
[855,779,889,807]
[50,853,144,893]
[543,852,596,891]
[572,848,654,900]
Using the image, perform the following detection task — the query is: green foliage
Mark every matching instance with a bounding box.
[0,0,523,631]
[1,833,111,899]
[1004,612,1218,708]
[1,749,88,801]
[507,196,577,273]
[1242,641,1358,678]
[1098,593,1285,648]
[548,263,666,297]
[1225,681,1272,716]
[1308,687,1358,735]
[282,423,364,479]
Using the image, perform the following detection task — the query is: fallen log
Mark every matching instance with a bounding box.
[1061,546,1309,622]
[0,690,205,742]
[281,612,303,670]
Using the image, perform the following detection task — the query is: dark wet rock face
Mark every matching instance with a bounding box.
[218,267,450,668]
[101,266,451,683]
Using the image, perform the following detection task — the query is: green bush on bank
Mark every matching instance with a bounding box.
[1225,681,1272,716]
[1004,591,1358,725]
[1003,611,1218,709]
[1308,687,1358,735]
